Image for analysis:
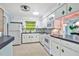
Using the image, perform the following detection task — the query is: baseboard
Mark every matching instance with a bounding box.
[39,42,44,47]
[22,41,40,44]
[13,44,20,46]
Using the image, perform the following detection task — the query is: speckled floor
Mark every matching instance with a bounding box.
[13,43,49,56]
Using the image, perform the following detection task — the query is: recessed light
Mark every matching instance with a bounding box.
[21,5,30,11]
[33,12,39,15]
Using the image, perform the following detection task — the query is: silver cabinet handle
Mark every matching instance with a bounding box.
[62,49,64,53]
[56,46,59,49]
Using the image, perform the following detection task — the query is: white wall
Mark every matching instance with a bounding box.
[0,5,12,35]
[4,11,12,35]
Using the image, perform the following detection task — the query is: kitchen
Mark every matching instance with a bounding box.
[0,3,79,56]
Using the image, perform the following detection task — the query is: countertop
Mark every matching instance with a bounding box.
[0,35,14,49]
[71,32,79,35]
[50,35,79,44]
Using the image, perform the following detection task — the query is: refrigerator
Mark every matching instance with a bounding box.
[8,22,22,45]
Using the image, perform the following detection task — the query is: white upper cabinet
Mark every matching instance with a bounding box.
[67,3,79,14]
[55,4,67,18]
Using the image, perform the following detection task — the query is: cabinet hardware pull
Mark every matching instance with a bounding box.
[62,49,64,53]
[56,46,58,49]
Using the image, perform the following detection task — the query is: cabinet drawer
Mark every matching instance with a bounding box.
[61,40,79,53]
[61,46,79,56]
[51,37,61,44]
[67,3,79,14]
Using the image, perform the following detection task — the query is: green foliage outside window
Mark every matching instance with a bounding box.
[25,21,36,31]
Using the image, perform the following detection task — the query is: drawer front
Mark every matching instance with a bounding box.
[55,4,67,18]
[61,46,79,56]
[67,3,79,14]
[61,40,79,53]
[51,37,61,44]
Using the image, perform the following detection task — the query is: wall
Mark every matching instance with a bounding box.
[4,11,12,35]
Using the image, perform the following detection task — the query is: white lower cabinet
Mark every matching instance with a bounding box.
[22,34,39,43]
[61,40,79,53]
[51,37,79,56]
[51,42,61,56]
[61,46,79,56]
[0,42,13,56]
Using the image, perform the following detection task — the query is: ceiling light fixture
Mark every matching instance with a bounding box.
[33,11,39,16]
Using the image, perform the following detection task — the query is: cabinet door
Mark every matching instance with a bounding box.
[51,41,61,56]
[61,40,79,53]
[61,46,79,56]
[55,4,67,18]
[40,34,45,45]
[0,42,13,56]
[67,3,79,14]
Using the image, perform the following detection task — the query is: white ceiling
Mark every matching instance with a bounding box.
[0,3,57,18]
